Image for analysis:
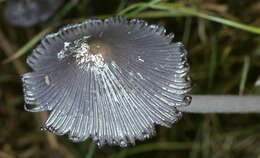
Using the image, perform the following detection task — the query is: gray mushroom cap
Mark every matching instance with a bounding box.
[4,0,64,27]
[22,16,192,147]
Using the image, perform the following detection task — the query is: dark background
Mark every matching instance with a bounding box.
[0,0,260,158]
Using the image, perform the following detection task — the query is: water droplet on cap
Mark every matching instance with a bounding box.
[120,140,127,147]
[184,96,192,105]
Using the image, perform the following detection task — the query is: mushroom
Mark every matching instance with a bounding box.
[21,16,260,147]
[4,0,64,27]
[22,16,192,147]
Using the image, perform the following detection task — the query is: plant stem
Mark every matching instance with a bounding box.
[178,95,260,113]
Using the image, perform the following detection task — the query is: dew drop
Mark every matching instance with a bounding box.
[186,76,192,81]
[97,141,101,148]
[120,140,127,147]
[184,96,192,105]
[143,132,150,139]
[112,140,117,144]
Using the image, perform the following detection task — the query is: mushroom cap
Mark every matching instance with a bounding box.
[4,0,64,27]
[22,16,192,147]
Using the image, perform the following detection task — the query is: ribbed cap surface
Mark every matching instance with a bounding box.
[22,16,192,147]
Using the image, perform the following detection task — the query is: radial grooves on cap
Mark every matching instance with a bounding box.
[22,16,192,147]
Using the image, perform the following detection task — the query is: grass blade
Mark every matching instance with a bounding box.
[209,31,218,88]
[2,28,51,64]
[148,3,260,34]
[119,2,260,34]
[130,10,183,18]
[48,0,79,25]
[239,56,250,95]
[182,17,192,46]
[121,0,162,18]
[85,143,96,158]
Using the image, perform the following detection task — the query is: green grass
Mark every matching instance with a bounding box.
[209,30,218,89]
[182,17,192,46]
[85,143,96,158]
[239,56,250,95]
[4,1,260,63]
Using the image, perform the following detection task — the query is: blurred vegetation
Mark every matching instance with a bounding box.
[0,0,260,158]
